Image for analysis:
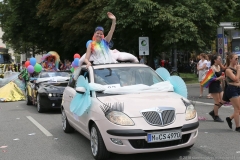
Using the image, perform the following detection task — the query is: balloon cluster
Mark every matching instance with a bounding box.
[25,57,42,74]
[70,53,81,73]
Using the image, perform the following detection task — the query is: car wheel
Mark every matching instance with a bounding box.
[25,89,32,105]
[90,123,110,160]
[62,108,74,133]
[37,94,44,113]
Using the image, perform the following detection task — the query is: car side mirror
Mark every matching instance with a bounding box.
[76,87,86,94]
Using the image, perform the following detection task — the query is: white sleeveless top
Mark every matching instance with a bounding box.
[198,59,207,68]
[90,39,117,64]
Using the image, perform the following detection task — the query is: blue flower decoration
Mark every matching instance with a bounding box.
[70,76,91,116]
[155,68,188,98]
[168,76,188,98]
[156,67,170,81]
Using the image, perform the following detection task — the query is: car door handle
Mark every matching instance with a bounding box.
[69,95,73,98]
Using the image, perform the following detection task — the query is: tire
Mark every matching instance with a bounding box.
[25,89,32,105]
[36,94,44,113]
[61,108,74,133]
[90,123,110,160]
[170,71,180,76]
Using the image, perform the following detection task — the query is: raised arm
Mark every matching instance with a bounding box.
[104,12,116,43]
[84,44,92,68]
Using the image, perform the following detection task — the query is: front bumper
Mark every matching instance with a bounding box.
[95,116,198,154]
[39,93,62,109]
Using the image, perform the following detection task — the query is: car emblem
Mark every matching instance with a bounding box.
[156,107,163,113]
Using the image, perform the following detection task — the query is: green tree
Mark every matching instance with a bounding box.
[99,0,235,67]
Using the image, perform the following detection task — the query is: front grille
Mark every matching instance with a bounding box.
[142,111,162,125]
[142,110,175,126]
[129,133,191,149]
[162,110,175,125]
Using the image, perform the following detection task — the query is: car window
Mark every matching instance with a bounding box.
[94,67,163,87]
[80,69,90,83]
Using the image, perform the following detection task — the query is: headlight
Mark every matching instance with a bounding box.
[182,99,196,120]
[52,93,56,97]
[48,93,52,97]
[185,104,196,120]
[106,111,134,126]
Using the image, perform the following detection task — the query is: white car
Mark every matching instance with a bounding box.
[61,63,198,160]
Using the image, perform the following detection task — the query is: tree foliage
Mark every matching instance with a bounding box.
[0,0,237,63]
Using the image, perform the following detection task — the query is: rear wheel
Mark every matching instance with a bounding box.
[90,123,110,160]
[37,94,44,113]
[61,108,74,133]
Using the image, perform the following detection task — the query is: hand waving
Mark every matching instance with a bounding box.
[107,12,116,20]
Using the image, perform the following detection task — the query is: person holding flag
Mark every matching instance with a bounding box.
[201,55,225,122]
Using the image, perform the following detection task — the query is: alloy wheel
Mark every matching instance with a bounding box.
[62,109,67,130]
[37,95,40,111]
[90,127,98,156]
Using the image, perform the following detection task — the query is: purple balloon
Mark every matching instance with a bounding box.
[72,61,76,67]
[27,65,34,73]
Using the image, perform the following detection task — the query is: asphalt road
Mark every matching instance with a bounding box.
[0,84,240,160]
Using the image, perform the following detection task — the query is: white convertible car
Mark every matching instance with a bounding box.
[61,63,198,160]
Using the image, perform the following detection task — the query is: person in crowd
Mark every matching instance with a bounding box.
[85,12,117,67]
[197,53,208,98]
[206,55,213,99]
[42,56,56,71]
[139,56,145,64]
[7,65,14,72]
[65,60,71,70]
[224,53,240,132]
[208,55,225,122]
[59,60,65,70]
[18,63,29,90]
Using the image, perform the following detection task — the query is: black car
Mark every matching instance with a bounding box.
[26,71,71,113]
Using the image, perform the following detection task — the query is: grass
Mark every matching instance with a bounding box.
[179,73,199,84]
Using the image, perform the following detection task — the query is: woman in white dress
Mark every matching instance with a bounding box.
[197,53,208,98]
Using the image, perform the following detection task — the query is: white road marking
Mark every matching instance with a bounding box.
[26,116,53,137]
[194,101,233,108]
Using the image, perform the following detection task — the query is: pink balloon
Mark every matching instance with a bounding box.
[27,65,34,73]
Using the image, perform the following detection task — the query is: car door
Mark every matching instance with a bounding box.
[63,74,77,117]
[72,69,92,132]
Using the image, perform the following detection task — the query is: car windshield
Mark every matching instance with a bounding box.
[0,54,12,64]
[39,71,71,78]
[94,67,163,87]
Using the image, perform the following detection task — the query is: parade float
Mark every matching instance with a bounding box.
[0,51,50,102]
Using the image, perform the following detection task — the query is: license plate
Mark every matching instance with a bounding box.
[147,130,182,143]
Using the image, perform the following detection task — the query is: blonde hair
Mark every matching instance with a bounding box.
[199,53,206,59]
[226,53,237,67]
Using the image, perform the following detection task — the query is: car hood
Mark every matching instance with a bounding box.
[38,83,67,93]
[97,92,187,117]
